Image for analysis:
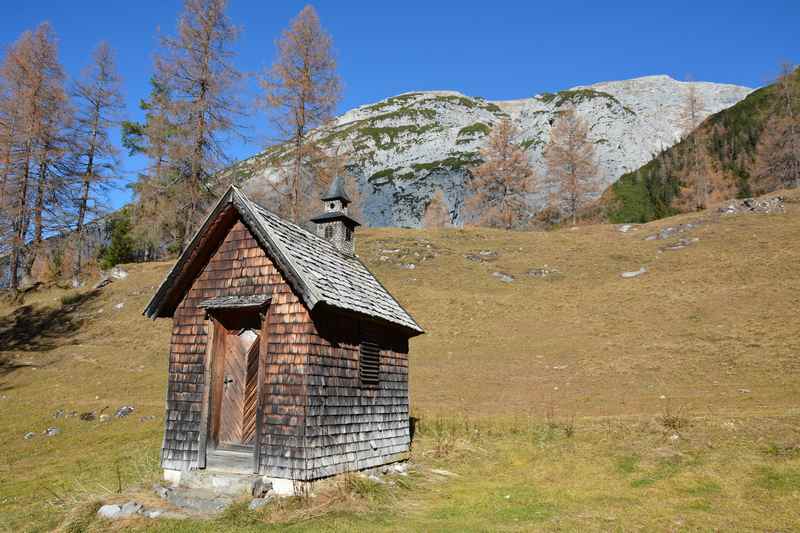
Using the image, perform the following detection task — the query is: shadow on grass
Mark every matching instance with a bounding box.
[0,290,101,387]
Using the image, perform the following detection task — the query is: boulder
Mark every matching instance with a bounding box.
[248,496,273,511]
[120,501,143,516]
[115,405,135,418]
[23,432,36,440]
[251,478,273,498]
[44,427,60,437]
[110,266,129,280]
[97,504,122,519]
[621,267,647,279]
[153,484,171,500]
[492,271,514,283]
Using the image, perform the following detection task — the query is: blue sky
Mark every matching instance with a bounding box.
[3,0,799,209]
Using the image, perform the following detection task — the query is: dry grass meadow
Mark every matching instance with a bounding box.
[1,190,799,531]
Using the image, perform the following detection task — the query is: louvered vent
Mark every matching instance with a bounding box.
[359,340,380,387]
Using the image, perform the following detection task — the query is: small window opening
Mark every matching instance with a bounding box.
[329,202,336,210]
[324,225,334,239]
[345,226,352,242]
[359,340,380,387]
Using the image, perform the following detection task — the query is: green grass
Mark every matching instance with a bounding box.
[755,466,800,492]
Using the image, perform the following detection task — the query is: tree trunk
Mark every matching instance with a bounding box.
[74,108,100,277]
[26,159,47,274]
[10,146,32,291]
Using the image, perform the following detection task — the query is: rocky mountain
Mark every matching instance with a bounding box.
[232,75,752,227]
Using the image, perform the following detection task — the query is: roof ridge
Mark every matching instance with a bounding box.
[145,185,423,334]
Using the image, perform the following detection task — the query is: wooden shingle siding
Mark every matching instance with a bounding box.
[162,219,307,474]
[302,315,410,480]
[161,215,411,480]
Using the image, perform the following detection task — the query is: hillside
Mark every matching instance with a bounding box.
[607,68,800,223]
[2,190,800,530]
[230,76,751,227]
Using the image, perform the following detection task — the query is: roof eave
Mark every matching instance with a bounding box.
[143,187,238,319]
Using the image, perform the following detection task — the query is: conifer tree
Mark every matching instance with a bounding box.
[466,118,536,229]
[72,41,124,276]
[1,23,68,290]
[261,5,341,221]
[156,0,243,244]
[422,190,450,228]
[755,64,800,191]
[543,107,598,224]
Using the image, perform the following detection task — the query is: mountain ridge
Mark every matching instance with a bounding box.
[607,67,799,222]
[229,75,753,227]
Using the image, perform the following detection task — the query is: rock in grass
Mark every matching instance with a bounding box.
[97,504,122,519]
[251,478,273,498]
[153,484,171,500]
[79,411,96,421]
[44,427,60,437]
[492,271,514,283]
[115,405,135,418]
[23,432,36,440]
[110,266,129,280]
[248,496,273,510]
[120,501,143,516]
[621,267,647,279]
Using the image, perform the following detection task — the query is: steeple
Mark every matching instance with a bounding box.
[310,175,360,255]
[321,174,352,204]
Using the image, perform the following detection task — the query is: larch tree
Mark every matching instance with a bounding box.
[1,23,67,290]
[422,190,450,228]
[156,0,243,245]
[72,41,124,277]
[28,76,72,278]
[0,81,19,259]
[261,5,341,222]
[543,107,598,224]
[678,77,710,208]
[679,78,705,137]
[755,63,800,191]
[466,119,536,229]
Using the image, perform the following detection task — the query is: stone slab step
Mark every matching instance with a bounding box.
[179,469,262,496]
[165,487,235,515]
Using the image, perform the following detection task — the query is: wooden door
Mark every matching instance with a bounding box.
[216,326,260,448]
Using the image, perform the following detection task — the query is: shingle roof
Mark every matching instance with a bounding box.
[308,211,360,225]
[144,186,423,335]
[320,174,352,203]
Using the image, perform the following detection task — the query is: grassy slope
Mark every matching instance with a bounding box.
[2,192,800,531]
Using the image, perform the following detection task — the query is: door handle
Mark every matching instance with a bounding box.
[223,376,234,388]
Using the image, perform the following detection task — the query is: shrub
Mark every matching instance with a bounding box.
[98,210,136,270]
